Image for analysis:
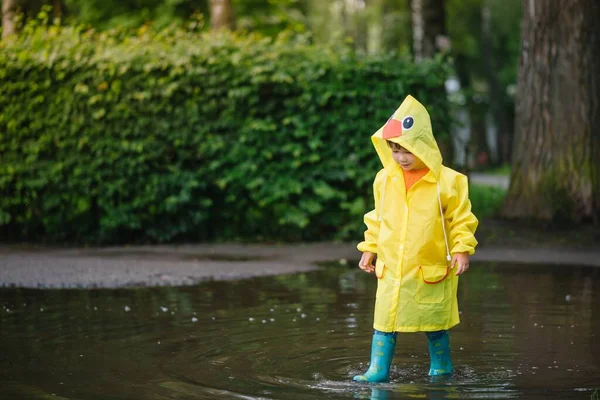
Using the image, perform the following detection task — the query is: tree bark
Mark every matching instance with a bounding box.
[209,0,235,31]
[2,0,18,38]
[503,0,600,223]
[409,0,446,61]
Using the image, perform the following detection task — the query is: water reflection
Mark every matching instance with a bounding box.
[0,262,599,399]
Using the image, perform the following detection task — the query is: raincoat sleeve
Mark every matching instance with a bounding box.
[446,174,479,255]
[357,170,385,254]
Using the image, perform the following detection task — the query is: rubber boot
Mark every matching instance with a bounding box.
[426,330,454,376]
[353,331,396,383]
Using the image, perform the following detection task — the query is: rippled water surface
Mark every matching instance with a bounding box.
[1,262,599,399]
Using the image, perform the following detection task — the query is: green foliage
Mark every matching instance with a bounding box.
[469,184,506,219]
[447,0,521,112]
[62,0,209,30]
[59,0,308,35]
[234,0,308,36]
[0,22,451,244]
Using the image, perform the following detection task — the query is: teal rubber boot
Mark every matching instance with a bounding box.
[426,331,454,376]
[353,332,396,383]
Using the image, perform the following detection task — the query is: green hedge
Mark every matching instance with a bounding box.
[0,24,451,244]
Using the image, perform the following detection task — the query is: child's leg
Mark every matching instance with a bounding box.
[353,330,397,383]
[425,330,453,376]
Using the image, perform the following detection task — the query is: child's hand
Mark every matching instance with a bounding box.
[451,252,470,275]
[358,251,375,273]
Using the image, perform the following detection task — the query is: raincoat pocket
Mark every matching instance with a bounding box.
[375,259,385,279]
[416,265,449,304]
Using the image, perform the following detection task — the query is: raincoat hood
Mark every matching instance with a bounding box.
[372,95,443,179]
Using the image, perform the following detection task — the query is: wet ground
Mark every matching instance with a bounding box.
[1,262,599,400]
[2,243,600,288]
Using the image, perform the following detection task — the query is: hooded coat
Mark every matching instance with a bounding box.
[357,95,478,333]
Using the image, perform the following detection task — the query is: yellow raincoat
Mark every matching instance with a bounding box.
[357,95,478,333]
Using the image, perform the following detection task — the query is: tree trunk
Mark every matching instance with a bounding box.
[353,1,368,54]
[366,0,384,55]
[481,0,509,167]
[503,0,600,224]
[2,0,18,38]
[409,0,446,61]
[53,0,62,20]
[209,0,235,31]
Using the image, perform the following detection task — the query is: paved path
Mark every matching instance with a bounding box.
[1,243,599,289]
[469,173,510,189]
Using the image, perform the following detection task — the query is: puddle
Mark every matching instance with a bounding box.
[0,262,599,399]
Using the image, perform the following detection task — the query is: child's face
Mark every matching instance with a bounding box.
[390,146,426,170]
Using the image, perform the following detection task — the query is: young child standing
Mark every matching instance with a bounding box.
[353,95,478,383]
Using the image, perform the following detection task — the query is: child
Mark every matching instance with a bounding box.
[353,95,478,383]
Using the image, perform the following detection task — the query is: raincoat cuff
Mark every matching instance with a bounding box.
[451,243,475,256]
[357,241,377,254]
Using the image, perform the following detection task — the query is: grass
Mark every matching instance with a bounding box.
[469,184,507,219]
[481,164,512,176]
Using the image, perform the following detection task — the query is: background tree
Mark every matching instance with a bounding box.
[408,0,446,61]
[210,0,234,30]
[2,0,18,38]
[502,0,600,223]
[446,0,520,169]
[366,0,384,54]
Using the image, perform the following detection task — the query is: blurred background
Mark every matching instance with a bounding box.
[1,0,598,245]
